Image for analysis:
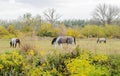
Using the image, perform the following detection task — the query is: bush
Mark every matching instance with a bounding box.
[104,25,120,38]
[0,51,23,76]
[0,26,9,38]
[0,46,119,76]
[108,55,120,76]
[37,23,54,37]
[81,25,105,38]
[66,27,80,38]
[65,51,109,76]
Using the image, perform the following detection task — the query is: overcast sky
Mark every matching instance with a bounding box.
[0,0,120,20]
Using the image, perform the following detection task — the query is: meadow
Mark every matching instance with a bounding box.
[0,37,120,55]
[0,37,120,76]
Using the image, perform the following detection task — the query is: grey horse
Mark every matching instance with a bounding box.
[97,38,106,43]
[51,36,76,47]
[10,38,21,48]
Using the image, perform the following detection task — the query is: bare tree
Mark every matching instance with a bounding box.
[23,13,33,26]
[92,4,120,25]
[44,8,61,26]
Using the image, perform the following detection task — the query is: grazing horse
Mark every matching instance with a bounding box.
[97,38,106,43]
[10,38,21,48]
[51,36,76,47]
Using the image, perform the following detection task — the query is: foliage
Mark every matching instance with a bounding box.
[104,25,120,38]
[0,25,19,38]
[81,25,100,37]
[55,24,67,36]
[37,23,53,37]
[66,27,80,37]
[0,51,23,76]
[1,20,120,38]
[62,19,86,27]
[108,55,120,76]
[65,50,109,76]
[22,26,33,32]
[0,46,119,76]
[81,25,120,38]
[0,26,9,38]
[7,25,16,34]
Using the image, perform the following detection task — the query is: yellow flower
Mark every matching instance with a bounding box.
[0,64,4,70]
[27,50,35,56]
[40,51,46,56]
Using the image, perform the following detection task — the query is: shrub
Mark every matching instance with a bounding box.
[0,46,119,76]
[37,23,54,37]
[108,55,120,76]
[0,26,9,38]
[66,27,80,38]
[81,25,104,38]
[104,25,120,38]
[22,26,33,32]
[65,50,109,76]
[0,51,23,76]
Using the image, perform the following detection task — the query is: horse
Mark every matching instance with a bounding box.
[51,36,76,48]
[97,38,106,43]
[10,38,21,48]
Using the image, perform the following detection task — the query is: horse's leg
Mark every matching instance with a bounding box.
[54,44,56,48]
[12,43,14,48]
[72,41,75,45]
[60,44,63,48]
[15,43,17,48]
[104,40,106,43]
[13,43,16,48]
[53,42,57,48]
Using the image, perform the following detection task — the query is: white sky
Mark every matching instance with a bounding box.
[0,0,120,20]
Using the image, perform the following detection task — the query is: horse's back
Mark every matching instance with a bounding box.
[57,36,75,44]
[99,38,106,40]
[97,38,106,43]
[11,38,20,44]
[11,38,17,41]
[11,38,16,42]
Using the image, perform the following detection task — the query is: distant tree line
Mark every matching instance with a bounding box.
[0,4,120,38]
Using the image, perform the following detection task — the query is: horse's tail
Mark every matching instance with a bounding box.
[73,37,76,45]
[51,37,57,45]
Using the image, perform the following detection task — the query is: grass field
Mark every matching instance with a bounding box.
[0,37,120,55]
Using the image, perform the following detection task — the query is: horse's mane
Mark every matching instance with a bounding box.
[51,37,57,45]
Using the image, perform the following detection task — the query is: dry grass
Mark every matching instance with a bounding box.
[0,37,120,55]
[78,38,120,55]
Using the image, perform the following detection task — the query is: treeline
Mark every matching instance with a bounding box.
[0,21,120,39]
[1,3,120,38]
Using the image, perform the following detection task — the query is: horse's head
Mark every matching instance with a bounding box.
[67,37,76,45]
[16,39,20,43]
[16,38,21,47]
[51,37,57,45]
[10,41,12,47]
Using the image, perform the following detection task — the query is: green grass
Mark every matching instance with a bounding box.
[0,37,120,55]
